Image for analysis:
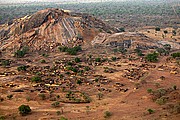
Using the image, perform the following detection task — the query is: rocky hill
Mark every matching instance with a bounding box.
[0,8,114,52]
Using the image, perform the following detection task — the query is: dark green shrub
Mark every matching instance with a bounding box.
[56,95,60,99]
[38,94,46,100]
[17,65,27,71]
[58,46,68,52]
[84,66,90,71]
[147,88,153,93]
[104,111,112,118]
[1,60,10,67]
[163,44,171,51]
[76,79,82,85]
[14,47,28,58]
[51,101,60,107]
[156,96,168,105]
[59,74,64,78]
[145,52,158,62]
[31,76,41,83]
[134,49,144,56]
[0,115,5,120]
[119,48,127,54]
[59,46,82,55]
[95,58,101,62]
[74,57,81,63]
[81,92,91,103]
[97,92,103,100]
[40,59,46,63]
[60,116,68,120]
[66,46,82,55]
[18,105,31,116]
[171,52,180,58]
[7,94,13,100]
[111,57,117,61]
[155,27,160,31]
[42,53,49,57]
[113,48,118,53]
[147,109,154,114]
[67,66,78,73]
[56,111,61,115]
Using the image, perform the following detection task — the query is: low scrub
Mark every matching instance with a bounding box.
[58,46,82,55]
[171,52,180,58]
[145,52,158,62]
[18,105,31,116]
[31,76,42,83]
[14,47,29,58]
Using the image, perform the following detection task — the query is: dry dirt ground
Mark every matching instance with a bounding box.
[0,43,180,120]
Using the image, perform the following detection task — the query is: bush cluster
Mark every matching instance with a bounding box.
[18,105,31,116]
[58,46,82,55]
[145,52,158,62]
[14,47,29,58]
[171,52,180,58]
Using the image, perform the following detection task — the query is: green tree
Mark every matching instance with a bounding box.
[14,47,29,58]
[147,109,154,114]
[171,52,180,58]
[145,52,158,62]
[18,105,31,116]
[155,27,160,31]
[1,60,10,67]
[31,76,42,83]
[74,57,81,63]
[104,111,112,118]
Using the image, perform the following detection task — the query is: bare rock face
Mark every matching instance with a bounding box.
[92,32,180,50]
[0,8,114,52]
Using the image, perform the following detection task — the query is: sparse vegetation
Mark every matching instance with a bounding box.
[1,60,10,67]
[0,1,179,119]
[97,92,103,100]
[111,57,117,61]
[155,27,161,31]
[74,57,81,63]
[18,105,31,116]
[59,46,82,55]
[40,59,46,63]
[38,94,46,100]
[147,109,155,114]
[14,47,29,58]
[56,111,61,115]
[0,115,5,120]
[171,52,180,58]
[60,116,68,120]
[134,49,144,56]
[104,111,112,118]
[145,52,158,62]
[51,101,60,107]
[95,57,101,62]
[7,94,13,100]
[76,79,82,85]
[31,76,42,83]
[147,88,153,93]
[156,96,168,105]
[17,65,27,71]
